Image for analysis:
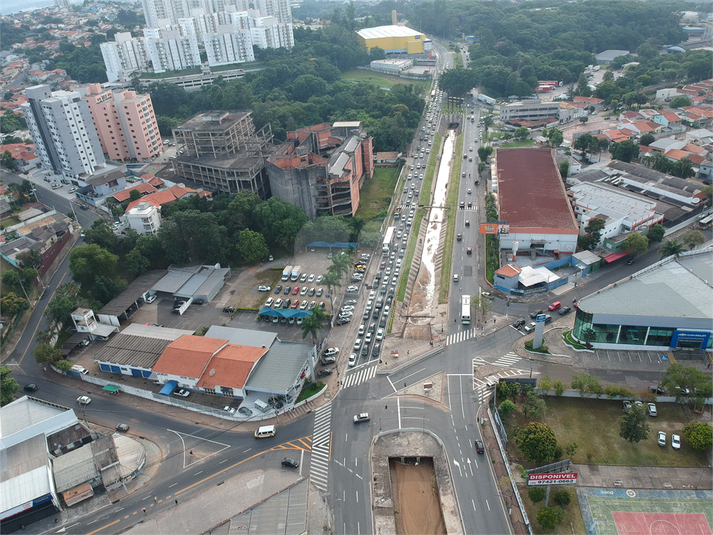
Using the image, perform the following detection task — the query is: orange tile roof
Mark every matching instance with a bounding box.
[125,185,196,212]
[196,344,268,390]
[661,112,681,122]
[682,144,705,154]
[687,153,706,165]
[111,183,157,202]
[665,149,691,161]
[604,129,630,142]
[495,264,521,278]
[573,96,604,104]
[167,184,196,199]
[635,121,658,133]
[147,176,164,187]
[152,335,228,378]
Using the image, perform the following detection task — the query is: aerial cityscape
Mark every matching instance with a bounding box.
[0,0,712,534]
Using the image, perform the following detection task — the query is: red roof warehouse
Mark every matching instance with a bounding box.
[494,148,579,256]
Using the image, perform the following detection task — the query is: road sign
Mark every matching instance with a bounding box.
[528,473,578,486]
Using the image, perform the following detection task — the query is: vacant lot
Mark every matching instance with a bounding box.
[230,267,284,310]
[356,167,400,222]
[390,459,445,535]
[517,482,585,535]
[341,70,428,94]
[504,397,709,467]
[500,139,536,149]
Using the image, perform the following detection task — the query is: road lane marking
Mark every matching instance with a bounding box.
[397,397,402,429]
[219,459,228,464]
[194,471,202,476]
[169,483,177,488]
[387,376,397,393]
[486,499,490,511]
[472,499,476,511]
[356,491,359,503]
[86,519,120,535]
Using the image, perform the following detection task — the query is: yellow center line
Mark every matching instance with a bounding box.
[86,519,120,535]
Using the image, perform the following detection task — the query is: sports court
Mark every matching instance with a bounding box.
[577,488,713,535]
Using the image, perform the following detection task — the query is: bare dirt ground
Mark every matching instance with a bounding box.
[390,459,446,535]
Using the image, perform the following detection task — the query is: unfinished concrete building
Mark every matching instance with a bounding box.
[172,111,274,197]
[266,122,374,219]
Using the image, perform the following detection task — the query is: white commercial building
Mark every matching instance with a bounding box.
[21,85,106,182]
[123,201,162,234]
[500,100,560,123]
[569,182,663,245]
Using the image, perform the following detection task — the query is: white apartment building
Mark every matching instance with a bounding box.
[101,11,290,81]
[254,0,291,24]
[21,85,106,182]
[141,0,278,26]
[123,201,162,234]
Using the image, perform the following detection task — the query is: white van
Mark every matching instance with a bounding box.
[254,424,276,438]
[254,399,270,413]
[71,365,88,375]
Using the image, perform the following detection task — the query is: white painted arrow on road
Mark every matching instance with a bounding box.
[454,459,463,477]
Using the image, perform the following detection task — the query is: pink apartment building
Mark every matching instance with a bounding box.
[81,83,163,163]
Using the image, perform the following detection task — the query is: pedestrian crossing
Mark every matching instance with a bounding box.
[492,352,521,368]
[473,369,534,403]
[310,402,332,491]
[342,361,378,389]
[445,328,477,346]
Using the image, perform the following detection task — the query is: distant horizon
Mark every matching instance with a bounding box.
[1,0,57,17]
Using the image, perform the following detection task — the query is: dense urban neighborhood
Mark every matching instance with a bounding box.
[0,0,712,534]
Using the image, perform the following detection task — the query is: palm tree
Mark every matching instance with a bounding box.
[659,239,683,259]
[349,217,366,243]
[301,306,326,341]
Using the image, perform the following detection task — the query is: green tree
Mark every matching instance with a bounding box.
[497,381,519,402]
[128,189,142,202]
[301,306,326,342]
[648,224,665,243]
[559,160,569,180]
[0,366,19,406]
[539,375,553,392]
[514,126,530,140]
[55,360,73,372]
[93,275,126,305]
[669,96,692,109]
[253,198,308,252]
[548,129,564,147]
[565,442,578,457]
[554,489,571,506]
[610,140,639,162]
[515,422,558,463]
[33,343,62,364]
[659,239,684,259]
[477,145,493,163]
[682,230,705,250]
[1,150,14,169]
[83,219,119,254]
[236,229,269,263]
[0,293,29,317]
[618,403,650,443]
[553,380,565,396]
[70,244,119,286]
[660,363,712,405]
[537,506,565,530]
[640,133,655,146]
[682,422,713,451]
[125,248,150,276]
[578,217,606,250]
[621,232,648,258]
[45,282,82,328]
[523,391,547,418]
[702,185,713,206]
[17,249,43,269]
[528,486,546,503]
[498,399,516,420]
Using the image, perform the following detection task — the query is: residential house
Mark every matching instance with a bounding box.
[573,96,605,110]
[652,111,683,130]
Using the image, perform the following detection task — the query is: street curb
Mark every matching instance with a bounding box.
[377,346,443,375]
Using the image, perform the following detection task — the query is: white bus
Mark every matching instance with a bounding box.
[461,295,471,324]
[382,226,395,256]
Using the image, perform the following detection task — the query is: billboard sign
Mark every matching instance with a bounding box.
[480,223,498,235]
[528,473,578,486]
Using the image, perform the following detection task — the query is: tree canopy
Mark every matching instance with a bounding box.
[515,422,558,463]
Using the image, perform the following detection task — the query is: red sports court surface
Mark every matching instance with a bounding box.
[613,512,712,535]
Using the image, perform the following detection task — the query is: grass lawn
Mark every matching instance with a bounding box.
[297,381,326,402]
[453,52,463,69]
[1,217,19,229]
[518,482,586,535]
[439,133,463,304]
[356,167,400,222]
[234,269,283,309]
[503,397,709,467]
[500,139,535,149]
[341,70,429,94]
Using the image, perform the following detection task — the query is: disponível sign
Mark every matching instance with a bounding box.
[527,473,578,486]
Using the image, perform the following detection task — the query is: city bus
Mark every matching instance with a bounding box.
[698,213,713,230]
[461,295,471,324]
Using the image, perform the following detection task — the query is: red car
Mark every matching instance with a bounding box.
[291,286,299,295]
[291,300,299,309]
[380,261,386,269]
[548,301,561,311]
[466,247,472,255]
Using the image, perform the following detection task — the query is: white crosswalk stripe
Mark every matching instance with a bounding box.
[473,368,539,404]
[310,402,332,491]
[492,352,521,368]
[445,328,477,346]
[342,361,378,389]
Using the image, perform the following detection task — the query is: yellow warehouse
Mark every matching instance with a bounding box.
[357,25,426,55]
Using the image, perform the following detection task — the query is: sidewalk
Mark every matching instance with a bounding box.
[573,464,713,490]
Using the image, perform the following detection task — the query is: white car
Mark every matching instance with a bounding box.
[376,329,384,341]
[308,274,315,283]
[316,275,324,284]
[265,297,274,307]
[258,285,271,292]
[358,324,365,336]
[647,403,657,417]
[341,305,355,312]
[671,434,681,450]
[323,347,340,357]
[347,285,359,292]
[77,395,91,405]
[657,431,666,447]
[354,338,362,350]
[365,332,372,344]
[145,294,157,304]
[174,389,191,397]
[348,353,357,367]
